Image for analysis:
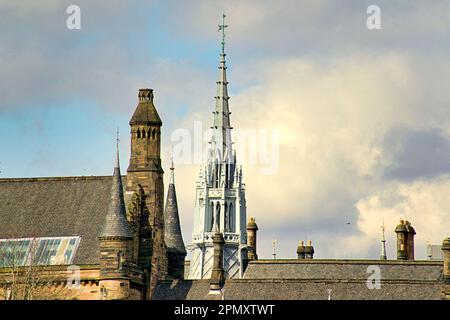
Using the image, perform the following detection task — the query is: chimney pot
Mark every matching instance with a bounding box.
[210,232,225,292]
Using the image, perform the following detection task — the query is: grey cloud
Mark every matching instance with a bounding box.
[0,0,172,113]
[158,0,450,61]
[248,180,367,258]
[2,0,449,114]
[383,127,450,182]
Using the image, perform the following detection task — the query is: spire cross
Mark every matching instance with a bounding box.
[218,13,228,54]
[170,144,174,170]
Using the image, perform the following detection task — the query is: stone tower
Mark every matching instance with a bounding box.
[395,219,416,260]
[188,14,248,280]
[164,160,187,279]
[125,88,166,298]
[98,145,133,300]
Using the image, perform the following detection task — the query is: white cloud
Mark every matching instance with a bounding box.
[354,177,450,259]
[167,51,450,260]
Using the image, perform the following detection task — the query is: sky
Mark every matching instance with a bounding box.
[1,0,450,260]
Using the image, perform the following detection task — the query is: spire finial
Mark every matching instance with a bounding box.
[427,240,433,260]
[170,145,175,184]
[380,219,387,260]
[115,127,120,168]
[272,238,277,259]
[218,12,228,55]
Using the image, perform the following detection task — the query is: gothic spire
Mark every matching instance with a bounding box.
[210,13,233,163]
[99,136,133,239]
[164,161,186,255]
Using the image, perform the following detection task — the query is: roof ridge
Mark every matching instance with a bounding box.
[0,175,127,183]
[249,259,443,265]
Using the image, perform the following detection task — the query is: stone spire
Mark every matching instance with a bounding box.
[98,134,133,300]
[189,13,247,281]
[209,13,233,164]
[164,160,186,256]
[380,220,387,260]
[164,159,187,279]
[100,137,133,239]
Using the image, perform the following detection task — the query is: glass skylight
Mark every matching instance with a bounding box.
[0,236,80,267]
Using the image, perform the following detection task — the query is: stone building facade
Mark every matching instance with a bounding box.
[125,88,167,298]
[0,88,180,300]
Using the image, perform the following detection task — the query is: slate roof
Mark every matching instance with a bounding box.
[100,158,133,239]
[243,259,443,281]
[0,175,126,265]
[130,89,162,125]
[153,259,445,300]
[153,280,444,300]
[164,177,186,255]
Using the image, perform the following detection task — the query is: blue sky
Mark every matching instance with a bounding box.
[1,0,450,260]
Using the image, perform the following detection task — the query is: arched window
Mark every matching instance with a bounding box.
[215,163,220,188]
[152,128,156,139]
[215,202,221,231]
[224,203,229,232]
[137,129,141,139]
[142,129,146,138]
[225,164,230,188]
[209,202,214,232]
[229,203,234,232]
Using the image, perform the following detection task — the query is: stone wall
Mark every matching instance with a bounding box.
[0,266,144,300]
